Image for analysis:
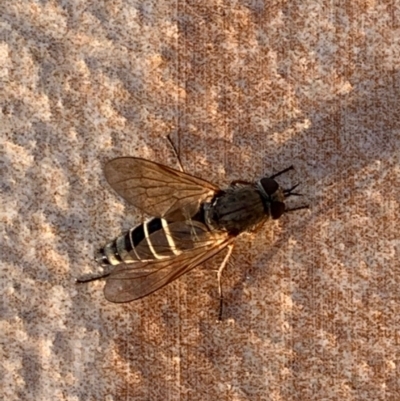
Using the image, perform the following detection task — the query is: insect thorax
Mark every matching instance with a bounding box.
[204,185,269,235]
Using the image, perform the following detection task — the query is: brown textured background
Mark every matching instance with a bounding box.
[1,1,400,400]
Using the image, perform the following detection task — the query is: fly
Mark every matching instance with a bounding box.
[78,143,308,319]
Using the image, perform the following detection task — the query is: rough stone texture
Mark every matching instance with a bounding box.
[1,1,400,400]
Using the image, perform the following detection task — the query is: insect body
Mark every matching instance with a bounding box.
[78,158,306,306]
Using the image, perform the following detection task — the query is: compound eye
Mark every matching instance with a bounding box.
[270,201,285,219]
[260,177,279,195]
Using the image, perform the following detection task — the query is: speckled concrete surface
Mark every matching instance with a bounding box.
[1,1,400,400]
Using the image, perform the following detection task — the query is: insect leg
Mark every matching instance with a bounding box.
[76,271,110,283]
[269,165,294,180]
[285,205,309,213]
[217,244,234,321]
[230,179,252,186]
[166,134,184,172]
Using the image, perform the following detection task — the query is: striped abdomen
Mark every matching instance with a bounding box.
[96,217,216,266]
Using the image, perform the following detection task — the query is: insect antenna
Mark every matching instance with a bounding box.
[283,183,303,197]
[284,183,309,213]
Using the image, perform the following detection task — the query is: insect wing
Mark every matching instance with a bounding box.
[104,158,219,220]
[103,223,234,302]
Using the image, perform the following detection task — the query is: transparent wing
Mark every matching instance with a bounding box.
[104,158,219,219]
[103,229,234,303]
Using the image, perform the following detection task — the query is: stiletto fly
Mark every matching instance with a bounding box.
[78,150,308,319]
